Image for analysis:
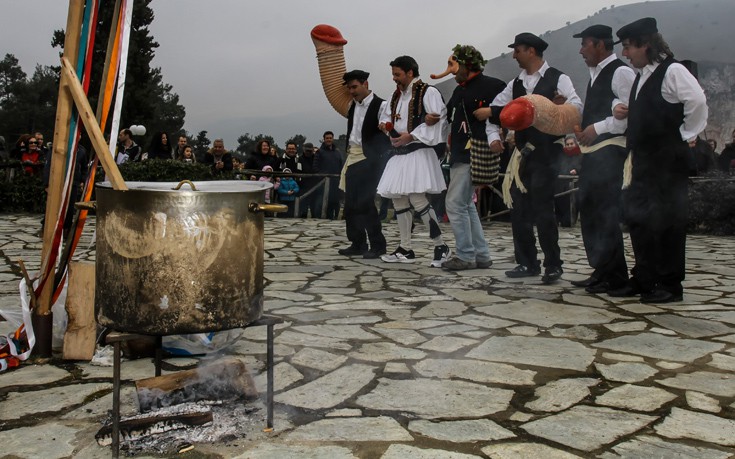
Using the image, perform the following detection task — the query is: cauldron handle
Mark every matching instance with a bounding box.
[173,180,197,191]
[249,203,289,214]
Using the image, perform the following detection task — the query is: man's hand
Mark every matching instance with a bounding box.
[552,91,567,105]
[424,113,440,126]
[378,122,387,133]
[489,140,504,153]
[391,132,414,147]
[576,124,598,147]
[473,107,492,121]
[613,103,628,120]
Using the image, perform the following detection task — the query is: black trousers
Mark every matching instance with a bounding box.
[344,158,386,251]
[578,146,628,286]
[624,145,689,295]
[510,155,561,269]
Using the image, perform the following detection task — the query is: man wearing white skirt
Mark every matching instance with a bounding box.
[377,55,451,266]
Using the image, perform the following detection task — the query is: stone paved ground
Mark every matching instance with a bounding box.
[1,213,734,458]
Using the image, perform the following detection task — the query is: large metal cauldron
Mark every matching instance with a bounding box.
[94,180,285,335]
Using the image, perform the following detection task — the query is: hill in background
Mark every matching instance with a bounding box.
[437,0,735,148]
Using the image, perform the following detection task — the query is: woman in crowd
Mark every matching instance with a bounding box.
[147,131,173,160]
[245,140,279,171]
[13,134,43,175]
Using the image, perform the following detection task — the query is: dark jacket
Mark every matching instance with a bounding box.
[245,152,279,172]
[204,151,234,173]
[314,144,343,175]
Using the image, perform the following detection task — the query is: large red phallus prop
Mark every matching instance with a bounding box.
[310,24,351,117]
[499,97,535,131]
[310,24,347,45]
[499,94,581,136]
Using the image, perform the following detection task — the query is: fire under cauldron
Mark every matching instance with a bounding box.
[93,180,285,335]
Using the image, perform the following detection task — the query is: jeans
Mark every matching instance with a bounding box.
[445,162,491,263]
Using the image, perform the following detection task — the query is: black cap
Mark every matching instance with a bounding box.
[303,142,314,151]
[616,17,658,43]
[342,69,370,84]
[507,33,548,52]
[573,24,613,40]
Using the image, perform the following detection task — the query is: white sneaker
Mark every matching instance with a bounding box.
[381,247,416,263]
[430,244,451,268]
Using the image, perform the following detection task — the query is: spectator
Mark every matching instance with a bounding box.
[717,128,735,173]
[147,132,173,160]
[258,165,279,203]
[20,135,43,175]
[116,129,141,164]
[203,138,233,173]
[34,132,48,161]
[10,134,32,161]
[178,145,196,163]
[277,168,300,217]
[279,142,299,172]
[691,136,716,175]
[314,130,344,219]
[706,139,717,153]
[245,139,279,171]
[555,135,582,227]
[175,135,188,159]
[298,142,322,218]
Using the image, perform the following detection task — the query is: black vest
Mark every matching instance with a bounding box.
[582,58,626,144]
[512,67,563,150]
[346,94,388,159]
[627,57,685,153]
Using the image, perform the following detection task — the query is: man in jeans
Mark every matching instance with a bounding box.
[434,45,505,270]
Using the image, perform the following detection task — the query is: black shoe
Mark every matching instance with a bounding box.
[640,289,683,304]
[585,281,610,294]
[607,283,643,297]
[363,247,386,259]
[338,245,367,256]
[505,265,541,278]
[541,266,563,284]
[571,275,600,288]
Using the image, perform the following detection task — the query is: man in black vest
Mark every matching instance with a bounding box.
[484,33,583,283]
[612,18,707,303]
[570,25,636,294]
[337,70,390,259]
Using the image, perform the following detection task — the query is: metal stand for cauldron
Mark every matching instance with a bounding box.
[105,315,283,458]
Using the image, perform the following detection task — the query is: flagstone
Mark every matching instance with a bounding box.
[594,333,724,362]
[646,314,734,338]
[285,416,412,442]
[658,371,735,397]
[372,327,428,346]
[708,352,735,371]
[475,300,620,327]
[290,348,347,372]
[291,324,379,340]
[0,364,70,389]
[686,391,721,413]
[276,364,376,410]
[481,442,584,458]
[655,408,735,446]
[381,444,482,459]
[595,362,658,383]
[595,384,677,411]
[604,321,648,333]
[601,435,732,459]
[414,358,536,386]
[1,383,111,421]
[233,444,358,459]
[408,419,514,443]
[356,378,513,419]
[467,336,596,371]
[2,423,82,459]
[525,378,599,412]
[452,313,516,329]
[522,406,656,451]
[417,336,477,353]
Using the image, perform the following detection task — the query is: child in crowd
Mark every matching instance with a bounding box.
[258,165,279,203]
[277,168,300,217]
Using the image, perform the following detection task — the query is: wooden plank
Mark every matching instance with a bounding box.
[60,57,127,190]
[37,0,85,317]
[135,357,257,412]
[62,261,96,360]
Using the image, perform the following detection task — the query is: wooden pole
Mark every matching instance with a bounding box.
[36,0,85,323]
[61,57,127,190]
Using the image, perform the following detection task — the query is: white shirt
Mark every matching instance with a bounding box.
[379,78,448,146]
[349,92,387,148]
[485,61,583,144]
[633,60,708,142]
[587,54,636,136]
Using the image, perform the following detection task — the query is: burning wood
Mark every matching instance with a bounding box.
[95,404,213,446]
[135,357,257,412]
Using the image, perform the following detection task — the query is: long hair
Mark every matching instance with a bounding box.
[255,139,270,155]
[630,33,674,63]
[148,131,172,157]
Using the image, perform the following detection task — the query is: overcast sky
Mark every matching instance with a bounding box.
[2,0,663,149]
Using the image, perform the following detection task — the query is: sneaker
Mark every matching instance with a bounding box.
[430,244,451,268]
[441,256,476,271]
[541,266,563,284]
[505,265,541,278]
[476,259,493,269]
[381,247,416,263]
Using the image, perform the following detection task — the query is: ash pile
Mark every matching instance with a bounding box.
[96,356,265,455]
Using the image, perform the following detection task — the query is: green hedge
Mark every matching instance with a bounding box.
[0,170,47,213]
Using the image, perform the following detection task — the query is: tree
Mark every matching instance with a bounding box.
[193,130,210,162]
[0,54,26,105]
[52,0,185,151]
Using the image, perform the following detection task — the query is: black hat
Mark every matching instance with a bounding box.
[303,142,314,151]
[507,33,548,52]
[343,69,370,84]
[573,24,613,40]
[616,17,658,43]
